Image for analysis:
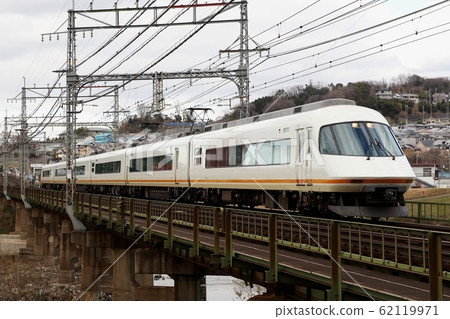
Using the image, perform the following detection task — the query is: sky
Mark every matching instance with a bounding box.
[1,0,450,138]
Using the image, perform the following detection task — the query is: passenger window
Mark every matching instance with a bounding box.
[194,148,202,166]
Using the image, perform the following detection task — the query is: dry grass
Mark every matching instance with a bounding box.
[0,204,15,234]
[404,188,450,201]
[0,256,80,301]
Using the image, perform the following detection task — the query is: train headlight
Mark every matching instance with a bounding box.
[384,188,397,201]
[352,122,359,128]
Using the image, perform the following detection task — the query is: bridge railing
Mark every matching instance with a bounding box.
[405,201,450,224]
[11,187,450,300]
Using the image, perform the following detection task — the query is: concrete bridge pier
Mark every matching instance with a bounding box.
[59,218,79,284]
[14,201,22,235]
[25,208,34,250]
[172,275,204,301]
[72,231,115,301]
[135,248,208,301]
[110,248,176,301]
[43,212,59,267]
[19,205,29,241]
[32,208,45,256]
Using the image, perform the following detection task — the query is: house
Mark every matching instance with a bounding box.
[375,89,393,99]
[433,93,447,104]
[400,93,419,104]
[416,139,434,152]
[411,163,438,188]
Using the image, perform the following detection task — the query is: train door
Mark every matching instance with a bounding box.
[174,148,179,184]
[296,127,313,185]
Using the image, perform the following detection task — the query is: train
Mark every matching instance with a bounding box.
[40,99,415,218]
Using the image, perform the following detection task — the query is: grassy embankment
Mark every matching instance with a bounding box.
[404,188,450,222]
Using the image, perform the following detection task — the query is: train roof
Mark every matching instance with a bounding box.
[204,98,356,133]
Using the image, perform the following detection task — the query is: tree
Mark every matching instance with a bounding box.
[251,96,273,115]
[374,99,402,118]
[75,127,89,136]
[347,82,375,108]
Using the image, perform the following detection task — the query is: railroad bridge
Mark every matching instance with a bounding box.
[1,187,449,301]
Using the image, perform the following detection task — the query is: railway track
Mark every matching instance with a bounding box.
[20,188,450,278]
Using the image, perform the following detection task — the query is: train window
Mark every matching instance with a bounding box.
[242,144,257,166]
[129,155,173,172]
[56,168,67,176]
[273,139,290,164]
[205,139,290,168]
[194,148,202,166]
[319,126,339,155]
[228,146,241,166]
[366,123,403,156]
[75,165,86,176]
[332,123,375,156]
[130,158,147,173]
[42,170,50,177]
[153,155,173,171]
[256,142,272,165]
[95,161,121,174]
[319,122,403,157]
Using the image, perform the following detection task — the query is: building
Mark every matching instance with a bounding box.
[433,93,447,104]
[375,89,393,99]
[411,163,438,188]
[400,93,419,104]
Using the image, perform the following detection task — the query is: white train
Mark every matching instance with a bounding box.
[41,99,415,217]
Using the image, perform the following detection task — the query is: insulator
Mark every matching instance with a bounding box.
[91,30,93,37]
[49,35,52,41]
[41,35,44,42]
[83,31,86,38]
[57,34,60,41]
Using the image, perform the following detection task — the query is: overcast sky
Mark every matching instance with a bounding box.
[1,0,450,137]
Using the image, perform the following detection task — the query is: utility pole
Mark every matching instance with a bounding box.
[152,72,165,113]
[18,82,32,208]
[66,8,86,231]
[3,117,10,200]
[238,0,249,118]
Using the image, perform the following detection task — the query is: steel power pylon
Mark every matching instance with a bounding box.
[69,1,250,117]
[103,86,129,146]
[45,1,248,230]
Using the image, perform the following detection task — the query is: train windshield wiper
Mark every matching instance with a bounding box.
[366,139,375,160]
[375,138,395,160]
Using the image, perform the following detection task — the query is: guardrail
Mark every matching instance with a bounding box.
[4,186,449,300]
[405,201,450,224]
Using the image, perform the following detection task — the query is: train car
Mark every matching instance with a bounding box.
[41,99,415,217]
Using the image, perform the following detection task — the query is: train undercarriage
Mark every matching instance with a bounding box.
[43,183,408,218]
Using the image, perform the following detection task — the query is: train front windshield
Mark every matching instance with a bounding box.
[319,122,403,157]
